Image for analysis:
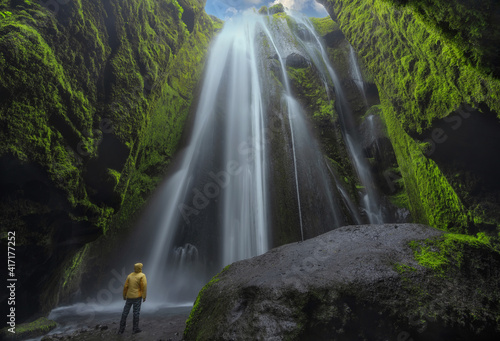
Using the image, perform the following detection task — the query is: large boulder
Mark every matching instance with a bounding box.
[184,224,500,340]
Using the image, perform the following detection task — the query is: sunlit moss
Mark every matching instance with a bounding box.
[310,16,338,37]
[410,232,494,276]
[380,100,469,231]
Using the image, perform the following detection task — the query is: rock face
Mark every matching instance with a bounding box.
[285,52,310,68]
[0,0,220,320]
[184,224,500,340]
[317,0,500,233]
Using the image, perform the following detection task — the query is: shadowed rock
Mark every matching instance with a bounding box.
[286,53,310,68]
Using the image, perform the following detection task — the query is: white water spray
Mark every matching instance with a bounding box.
[123,10,384,306]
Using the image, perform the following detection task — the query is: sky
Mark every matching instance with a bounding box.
[205,0,328,19]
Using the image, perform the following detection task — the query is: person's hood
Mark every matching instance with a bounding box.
[134,263,143,273]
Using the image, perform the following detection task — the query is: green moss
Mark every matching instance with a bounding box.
[62,244,89,289]
[409,232,494,276]
[382,0,500,76]
[112,5,221,229]
[310,16,338,37]
[380,97,469,231]
[287,66,336,121]
[184,265,231,338]
[388,180,410,209]
[269,3,285,15]
[394,263,417,274]
[0,10,11,19]
[319,0,500,231]
[0,317,56,340]
[0,0,221,314]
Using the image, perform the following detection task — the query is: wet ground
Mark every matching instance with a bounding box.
[28,303,192,341]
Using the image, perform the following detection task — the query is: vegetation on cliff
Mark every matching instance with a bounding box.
[318,0,500,233]
[0,0,220,319]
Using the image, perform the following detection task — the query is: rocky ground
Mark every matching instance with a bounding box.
[36,306,191,341]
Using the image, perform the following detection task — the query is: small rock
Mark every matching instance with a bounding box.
[100,325,108,331]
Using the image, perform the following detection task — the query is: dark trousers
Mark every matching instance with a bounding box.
[119,297,142,332]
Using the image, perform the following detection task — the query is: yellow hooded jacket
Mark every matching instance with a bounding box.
[123,263,147,300]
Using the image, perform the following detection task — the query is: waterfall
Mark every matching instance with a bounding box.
[289,10,384,224]
[126,10,385,306]
[349,45,368,106]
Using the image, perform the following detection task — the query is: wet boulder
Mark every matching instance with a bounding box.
[184,224,500,340]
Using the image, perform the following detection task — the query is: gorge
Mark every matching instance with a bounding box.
[1,0,500,339]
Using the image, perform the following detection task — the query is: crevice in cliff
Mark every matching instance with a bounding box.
[413,103,500,232]
[83,134,129,209]
[181,5,195,33]
[99,0,120,104]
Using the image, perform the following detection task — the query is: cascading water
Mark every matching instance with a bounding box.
[123,9,386,306]
[349,45,368,106]
[289,11,384,224]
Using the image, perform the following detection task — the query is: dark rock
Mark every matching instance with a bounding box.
[185,224,500,340]
[285,53,309,69]
[295,24,314,42]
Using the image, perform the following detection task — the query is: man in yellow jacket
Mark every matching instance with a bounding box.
[118,263,147,334]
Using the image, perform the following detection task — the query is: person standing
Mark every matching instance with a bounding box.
[118,263,147,334]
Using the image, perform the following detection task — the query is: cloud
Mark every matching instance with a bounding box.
[226,7,239,15]
[313,1,327,13]
[205,0,327,18]
[269,0,327,15]
[269,0,308,11]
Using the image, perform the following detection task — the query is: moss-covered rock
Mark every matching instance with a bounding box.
[0,317,56,340]
[269,3,285,15]
[0,0,220,320]
[184,224,500,340]
[317,0,500,233]
[258,5,269,15]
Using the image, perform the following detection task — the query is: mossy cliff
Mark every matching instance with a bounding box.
[0,0,220,320]
[318,0,500,233]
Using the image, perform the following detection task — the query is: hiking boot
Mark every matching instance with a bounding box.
[133,329,142,334]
